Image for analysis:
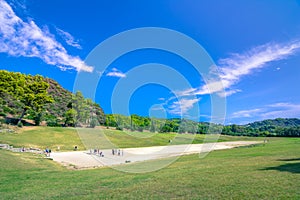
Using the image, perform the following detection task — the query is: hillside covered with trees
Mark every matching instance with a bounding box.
[0,70,105,127]
[0,70,299,137]
[105,114,300,137]
[222,118,300,137]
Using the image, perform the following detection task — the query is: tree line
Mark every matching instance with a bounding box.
[104,115,300,137]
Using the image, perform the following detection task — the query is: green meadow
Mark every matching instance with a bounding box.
[0,127,299,199]
[0,126,260,151]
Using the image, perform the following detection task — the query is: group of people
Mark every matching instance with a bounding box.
[44,148,51,157]
[89,148,124,157]
[90,148,104,157]
[112,149,123,156]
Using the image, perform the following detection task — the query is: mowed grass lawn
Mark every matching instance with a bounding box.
[0,127,84,151]
[0,126,262,151]
[0,130,299,199]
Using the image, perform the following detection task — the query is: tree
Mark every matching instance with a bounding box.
[150,119,156,132]
[89,117,99,128]
[17,75,53,125]
[64,109,78,127]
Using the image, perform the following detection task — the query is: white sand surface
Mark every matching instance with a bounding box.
[50,141,261,169]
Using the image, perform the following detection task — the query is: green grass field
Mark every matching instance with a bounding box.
[0,126,261,151]
[0,127,299,199]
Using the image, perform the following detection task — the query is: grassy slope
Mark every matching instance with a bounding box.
[0,127,84,151]
[0,126,262,151]
[0,136,299,199]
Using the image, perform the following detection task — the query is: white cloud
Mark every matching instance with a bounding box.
[150,104,165,111]
[175,40,300,98]
[0,1,93,72]
[230,102,300,121]
[217,41,300,90]
[106,68,126,78]
[262,102,300,119]
[56,28,82,49]
[231,108,262,118]
[171,40,300,120]
[168,98,200,115]
[217,89,241,98]
[174,87,198,97]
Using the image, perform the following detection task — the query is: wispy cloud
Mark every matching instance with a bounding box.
[176,40,300,98]
[56,28,82,49]
[218,41,300,91]
[231,108,262,118]
[106,68,126,78]
[0,0,93,72]
[230,102,300,123]
[262,102,300,119]
[217,89,241,98]
[168,98,200,115]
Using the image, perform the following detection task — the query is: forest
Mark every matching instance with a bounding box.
[0,70,299,137]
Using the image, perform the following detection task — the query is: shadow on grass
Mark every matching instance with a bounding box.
[277,158,300,162]
[237,143,264,148]
[262,158,300,174]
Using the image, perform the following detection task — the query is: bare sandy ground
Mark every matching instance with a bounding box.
[50,141,261,169]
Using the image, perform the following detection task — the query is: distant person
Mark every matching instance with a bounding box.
[74,146,78,151]
[45,148,49,157]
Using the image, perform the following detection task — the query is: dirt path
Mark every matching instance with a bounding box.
[50,141,261,169]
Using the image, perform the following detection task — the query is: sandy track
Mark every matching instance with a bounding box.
[50,141,261,169]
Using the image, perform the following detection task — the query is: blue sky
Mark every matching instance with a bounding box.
[1,0,300,124]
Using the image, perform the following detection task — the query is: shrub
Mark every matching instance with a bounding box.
[0,112,6,117]
[46,117,61,127]
[17,121,23,127]
[89,118,99,128]
[116,126,123,131]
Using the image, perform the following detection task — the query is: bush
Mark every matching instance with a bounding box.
[46,117,61,127]
[0,118,5,124]
[0,112,6,117]
[116,126,123,131]
[17,121,23,127]
[89,118,99,128]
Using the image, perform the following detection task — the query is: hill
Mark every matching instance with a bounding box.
[0,70,105,127]
[247,118,300,129]
[222,118,300,137]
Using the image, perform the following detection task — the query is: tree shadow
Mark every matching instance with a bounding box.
[277,158,300,162]
[262,158,300,174]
